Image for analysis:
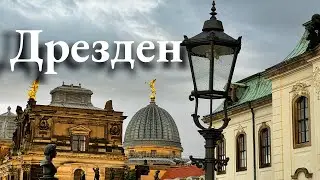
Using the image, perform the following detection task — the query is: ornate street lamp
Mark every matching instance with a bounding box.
[181,1,242,180]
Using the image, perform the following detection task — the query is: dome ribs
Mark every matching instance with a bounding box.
[123,102,182,149]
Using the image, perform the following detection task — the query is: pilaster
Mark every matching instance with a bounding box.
[272,80,284,180]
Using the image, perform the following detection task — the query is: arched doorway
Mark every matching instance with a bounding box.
[74,169,85,180]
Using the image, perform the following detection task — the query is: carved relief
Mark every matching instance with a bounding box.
[259,122,270,131]
[22,164,31,172]
[291,167,313,179]
[110,124,121,136]
[39,116,50,130]
[236,124,245,134]
[291,82,309,97]
[313,66,320,99]
[69,125,91,136]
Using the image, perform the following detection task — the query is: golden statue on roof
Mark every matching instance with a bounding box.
[28,78,40,100]
[148,79,156,101]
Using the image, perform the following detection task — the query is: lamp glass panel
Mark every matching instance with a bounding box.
[191,44,235,92]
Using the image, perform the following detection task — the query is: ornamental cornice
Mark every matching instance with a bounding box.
[264,45,320,80]
[26,151,126,161]
[58,154,126,161]
[53,118,120,125]
[203,95,272,122]
[291,82,310,97]
[31,105,125,117]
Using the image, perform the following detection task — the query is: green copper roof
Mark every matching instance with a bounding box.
[283,21,311,61]
[235,74,271,104]
[213,73,272,113]
[211,21,312,115]
[283,30,309,61]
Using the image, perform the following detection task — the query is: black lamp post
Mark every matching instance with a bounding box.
[181,1,242,180]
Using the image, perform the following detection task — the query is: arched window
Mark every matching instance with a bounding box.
[236,133,247,171]
[216,138,226,174]
[259,126,271,168]
[293,96,310,148]
[74,169,85,180]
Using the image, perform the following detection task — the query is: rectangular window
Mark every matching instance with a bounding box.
[260,127,271,168]
[237,134,247,171]
[72,135,86,152]
[295,96,310,146]
[217,139,226,174]
[151,150,157,157]
[140,151,146,157]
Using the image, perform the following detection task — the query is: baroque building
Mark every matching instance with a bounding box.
[0,83,127,180]
[205,14,320,179]
[123,79,184,180]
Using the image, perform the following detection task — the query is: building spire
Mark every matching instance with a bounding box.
[147,79,156,102]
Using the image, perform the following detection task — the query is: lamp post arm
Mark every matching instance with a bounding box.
[217,100,231,131]
[190,94,206,130]
[189,156,205,169]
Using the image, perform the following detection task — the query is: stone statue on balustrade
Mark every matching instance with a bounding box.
[307,14,320,50]
[12,98,35,154]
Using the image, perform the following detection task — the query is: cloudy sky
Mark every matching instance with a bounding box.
[0,0,319,158]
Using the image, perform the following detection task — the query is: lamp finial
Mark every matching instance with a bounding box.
[210,1,217,20]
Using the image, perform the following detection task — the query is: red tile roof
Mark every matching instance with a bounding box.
[161,165,204,180]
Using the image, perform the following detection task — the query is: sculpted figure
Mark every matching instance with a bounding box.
[93,168,100,180]
[307,14,320,50]
[40,144,58,180]
[104,100,113,111]
[154,170,160,180]
[148,79,156,100]
[13,106,24,152]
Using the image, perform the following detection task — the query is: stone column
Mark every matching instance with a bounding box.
[0,166,6,180]
[7,167,18,180]
[21,164,31,180]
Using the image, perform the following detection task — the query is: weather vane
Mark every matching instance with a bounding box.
[28,77,40,100]
[146,79,156,102]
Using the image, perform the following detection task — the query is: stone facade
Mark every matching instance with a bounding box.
[0,84,127,180]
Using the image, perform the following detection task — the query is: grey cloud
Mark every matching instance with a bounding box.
[1,0,320,158]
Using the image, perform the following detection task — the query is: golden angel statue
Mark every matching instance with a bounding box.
[28,78,40,100]
[148,79,156,101]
